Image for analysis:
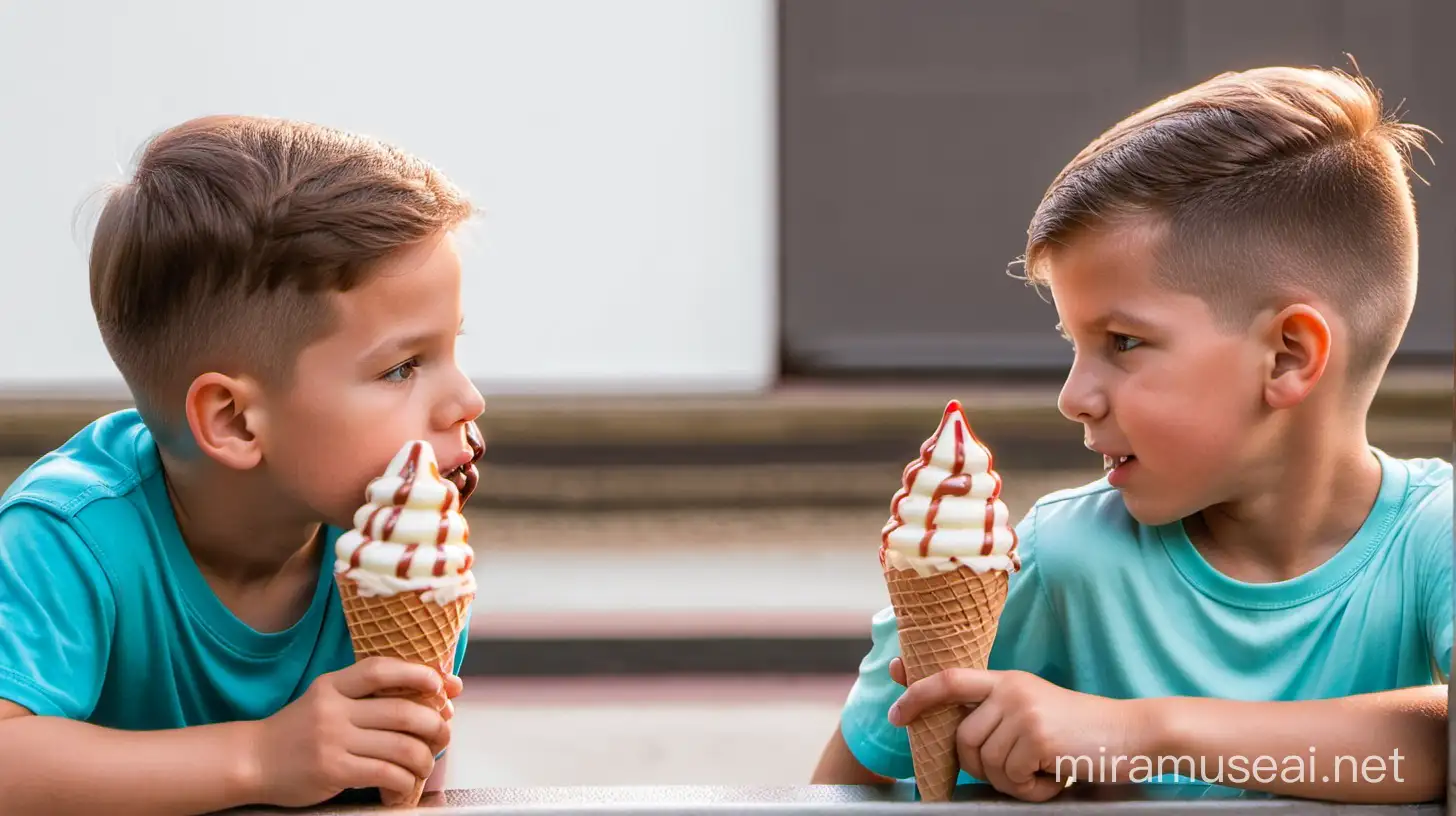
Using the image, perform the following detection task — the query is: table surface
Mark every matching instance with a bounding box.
[223,784,1444,815]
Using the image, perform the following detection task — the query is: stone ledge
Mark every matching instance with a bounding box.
[0,368,1447,458]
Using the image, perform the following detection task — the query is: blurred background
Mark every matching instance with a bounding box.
[0,0,1451,790]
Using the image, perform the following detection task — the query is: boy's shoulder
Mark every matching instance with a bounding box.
[1012,475,1153,585]
[1016,450,1453,572]
[1384,452,1451,545]
[0,408,159,523]
[1022,475,1138,548]
[1397,453,1451,494]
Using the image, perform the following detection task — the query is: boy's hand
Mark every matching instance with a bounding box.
[250,657,454,807]
[887,658,1148,802]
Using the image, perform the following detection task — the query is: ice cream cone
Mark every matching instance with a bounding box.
[885,563,1008,802]
[333,439,481,807]
[337,574,473,807]
[876,400,1018,801]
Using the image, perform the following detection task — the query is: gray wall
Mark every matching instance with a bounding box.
[781,0,1455,375]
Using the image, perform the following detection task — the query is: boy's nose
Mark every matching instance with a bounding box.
[1057,365,1108,423]
[435,366,487,431]
[459,376,486,424]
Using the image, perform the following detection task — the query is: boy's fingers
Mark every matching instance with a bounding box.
[889,669,997,725]
[889,658,907,687]
[349,729,436,781]
[351,697,447,741]
[428,718,453,756]
[955,700,1000,754]
[335,657,443,700]
[344,756,424,801]
[444,674,464,699]
[975,718,1018,796]
[954,702,1001,784]
[1003,735,1060,802]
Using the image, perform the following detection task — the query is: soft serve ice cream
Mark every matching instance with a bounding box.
[335,440,476,603]
[881,399,1020,577]
[880,399,1018,802]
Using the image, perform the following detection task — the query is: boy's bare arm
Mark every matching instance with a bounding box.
[810,725,896,784]
[890,667,1448,803]
[0,702,263,816]
[0,657,453,816]
[1146,684,1448,803]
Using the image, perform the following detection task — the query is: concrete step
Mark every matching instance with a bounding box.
[0,368,1448,509]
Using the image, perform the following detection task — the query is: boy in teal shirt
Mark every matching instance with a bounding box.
[812,66,1451,803]
[0,116,487,813]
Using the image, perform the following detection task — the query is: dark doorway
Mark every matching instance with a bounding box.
[780,0,1455,377]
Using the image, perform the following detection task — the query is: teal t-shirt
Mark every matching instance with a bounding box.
[842,447,1452,782]
[0,410,470,728]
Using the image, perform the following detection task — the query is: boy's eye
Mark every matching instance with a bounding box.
[1111,334,1143,352]
[382,359,419,383]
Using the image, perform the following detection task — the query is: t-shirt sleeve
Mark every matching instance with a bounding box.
[986,503,1072,686]
[839,604,915,780]
[839,504,1063,780]
[1416,487,1453,681]
[0,501,115,719]
[452,602,473,676]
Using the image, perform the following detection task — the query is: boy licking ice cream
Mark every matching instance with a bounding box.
[0,116,486,813]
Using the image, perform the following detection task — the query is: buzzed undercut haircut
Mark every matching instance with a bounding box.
[89,115,473,434]
[1024,66,1429,387]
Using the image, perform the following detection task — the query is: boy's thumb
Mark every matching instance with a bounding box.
[889,657,907,687]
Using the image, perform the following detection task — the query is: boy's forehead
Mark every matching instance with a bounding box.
[1045,223,1165,306]
[1043,220,1211,331]
[324,234,463,345]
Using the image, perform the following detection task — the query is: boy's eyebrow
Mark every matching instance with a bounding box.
[1058,309,1159,335]
[1099,308,1159,332]
[363,318,466,360]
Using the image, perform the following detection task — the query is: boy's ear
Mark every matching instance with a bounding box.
[184,373,264,470]
[1262,303,1331,410]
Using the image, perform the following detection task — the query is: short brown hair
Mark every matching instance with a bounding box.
[90,115,473,430]
[1024,66,1431,386]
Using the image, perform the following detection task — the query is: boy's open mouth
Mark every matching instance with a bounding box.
[444,423,487,504]
[1103,454,1136,472]
[442,462,479,503]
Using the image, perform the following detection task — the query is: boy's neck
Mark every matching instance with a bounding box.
[159,453,324,585]
[1187,411,1382,584]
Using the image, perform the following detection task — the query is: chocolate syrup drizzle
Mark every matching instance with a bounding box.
[348,441,475,579]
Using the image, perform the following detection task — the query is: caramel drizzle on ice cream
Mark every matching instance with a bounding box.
[881,400,1015,563]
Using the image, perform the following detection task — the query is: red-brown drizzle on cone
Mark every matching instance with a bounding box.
[348,441,471,578]
[880,400,1018,566]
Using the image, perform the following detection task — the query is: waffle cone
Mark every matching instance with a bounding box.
[336,575,473,808]
[884,563,1009,802]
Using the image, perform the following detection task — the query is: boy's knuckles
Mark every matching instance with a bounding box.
[394,702,443,737]
[431,721,453,753]
[998,673,1038,704]
[1022,722,1053,754]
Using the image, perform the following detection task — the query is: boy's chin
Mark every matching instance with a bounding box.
[1119,492,1193,528]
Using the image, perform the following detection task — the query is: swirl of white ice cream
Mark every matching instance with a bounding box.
[880,400,1020,576]
[335,440,477,603]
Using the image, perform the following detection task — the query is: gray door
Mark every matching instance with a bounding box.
[781,0,1454,374]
